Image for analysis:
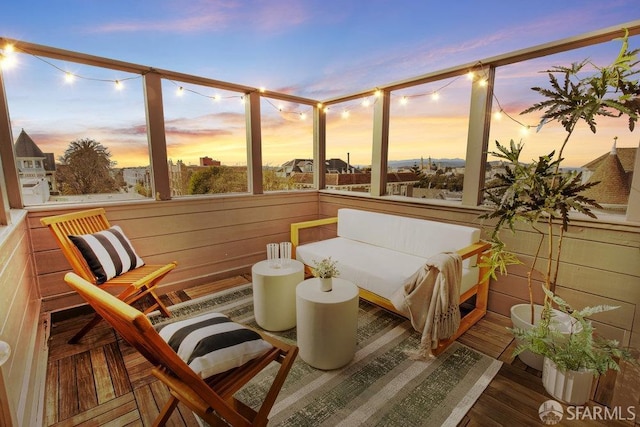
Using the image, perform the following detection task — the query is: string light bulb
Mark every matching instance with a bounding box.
[299,112,307,120]
[467,71,475,81]
[362,98,371,107]
[114,80,123,90]
[431,92,440,101]
[374,90,382,97]
[342,110,350,119]
[493,110,503,120]
[177,86,184,96]
[64,72,75,84]
[212,94,221,101]
[0,49,16,70]
[479,79,488,87]
[400,96,408,105]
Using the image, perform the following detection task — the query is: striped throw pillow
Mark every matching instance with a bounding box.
[69,225,145,284]
[156,311,273,378]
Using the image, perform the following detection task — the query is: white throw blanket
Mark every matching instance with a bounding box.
[390,252,462,358]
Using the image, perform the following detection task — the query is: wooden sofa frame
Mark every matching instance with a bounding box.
[291,216,492,355]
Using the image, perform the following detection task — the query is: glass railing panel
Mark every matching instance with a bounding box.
[162,81,248,196]
[389,77,471,202]
[324,98,374,192]
[3,53,150,205]
[488,35,640,220]
[260,97,313,191]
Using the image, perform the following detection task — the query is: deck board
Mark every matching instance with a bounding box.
[43,275,640,426]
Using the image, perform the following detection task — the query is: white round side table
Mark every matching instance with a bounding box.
[296,278,359,370]
[252,259,304,331]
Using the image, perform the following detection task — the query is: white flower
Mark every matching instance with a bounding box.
[312,257,340,278]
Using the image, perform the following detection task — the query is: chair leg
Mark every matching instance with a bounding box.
[141,290,172,317]
[68,313,103,344]
[153,396,180,427]
[122,285,172,318]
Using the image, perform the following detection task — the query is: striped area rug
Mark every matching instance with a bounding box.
[149,283,502,427]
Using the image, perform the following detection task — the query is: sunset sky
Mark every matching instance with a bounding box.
[1,1,639,168]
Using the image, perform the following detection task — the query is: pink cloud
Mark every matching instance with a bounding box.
[89,0,312,35]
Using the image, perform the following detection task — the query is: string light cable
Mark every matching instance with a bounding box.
[491,93,536,133]
[1,45,537,130]
[1,43,146,90]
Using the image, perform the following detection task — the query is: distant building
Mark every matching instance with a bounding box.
[168,157,232,196]
[200,156,221,167]
[13,129,56,204]
[290,170,419,195]
[278,158,361,177]
[122,167,151,193]
[581,141,635,209]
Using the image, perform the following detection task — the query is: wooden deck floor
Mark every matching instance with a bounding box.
[44,275,640,426]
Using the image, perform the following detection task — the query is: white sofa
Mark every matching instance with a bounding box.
[291,208,491,353]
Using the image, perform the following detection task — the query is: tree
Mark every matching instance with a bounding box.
[188,166,248,194]
[263,169,294,191]
[56,138,119,195]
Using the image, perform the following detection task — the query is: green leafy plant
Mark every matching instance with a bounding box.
[311,257,340,279]
[479,31,639,323]
[510,287,632,375]
[480,140,601,322]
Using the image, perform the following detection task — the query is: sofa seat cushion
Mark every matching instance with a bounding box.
[296,237,478,300]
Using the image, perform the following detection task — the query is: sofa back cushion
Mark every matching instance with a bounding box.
[337,208,480,259]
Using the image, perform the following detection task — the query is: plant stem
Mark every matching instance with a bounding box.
[552,226,565,293]
[546,215,553,299]
[530,224,545,322]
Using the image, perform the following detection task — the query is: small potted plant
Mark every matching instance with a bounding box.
[511,286,633,405]
[312,257,340,291]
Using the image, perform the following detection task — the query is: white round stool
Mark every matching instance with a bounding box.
[296,278,359,370]
[252,259,304,331]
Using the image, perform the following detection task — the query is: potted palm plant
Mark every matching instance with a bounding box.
[480,31,639,369]
[511,287,632,405]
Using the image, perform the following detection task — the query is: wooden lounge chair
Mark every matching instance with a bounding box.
[41,208,177,344]
[64,272,298,427]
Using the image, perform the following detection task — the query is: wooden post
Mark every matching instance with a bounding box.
[0,69,20,217]
[245,91,263,194]
[462,66,495,206]
[313,104,326,190]
[371,90,390,197]
[143,72,171,201]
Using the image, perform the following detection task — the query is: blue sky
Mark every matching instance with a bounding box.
[1,1,639,167]
[3,0,638,98]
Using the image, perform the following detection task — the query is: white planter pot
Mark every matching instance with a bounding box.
[542,357,594,405]
[510,304,579,371]
[319,277,333,292]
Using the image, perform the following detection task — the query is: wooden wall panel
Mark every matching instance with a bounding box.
[28,192,320,312]
[0,211,44,426]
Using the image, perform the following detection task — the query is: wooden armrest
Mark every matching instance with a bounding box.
[290,217,338,248]
[456,240,492,261]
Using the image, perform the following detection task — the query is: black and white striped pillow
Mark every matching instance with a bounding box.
[69,225,145,284]
[156,311,273,378]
